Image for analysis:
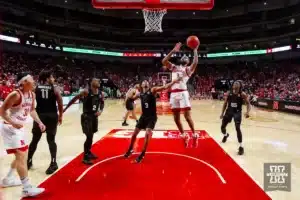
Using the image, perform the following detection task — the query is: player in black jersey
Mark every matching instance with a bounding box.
[63,78,104,165]
[124,78,181,163]
[27,70,63,174]
[220,80,250,155]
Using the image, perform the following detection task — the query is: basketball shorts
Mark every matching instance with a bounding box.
[222,111,242,125]
[126,99,134,111]
[0,123,28,154]
[136,115,157,130]
[81,113,98,135]
[169,91,191,112]
[32,113,58,135]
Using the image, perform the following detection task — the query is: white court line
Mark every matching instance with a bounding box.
[75,151,227,184]
[209,136,272,199]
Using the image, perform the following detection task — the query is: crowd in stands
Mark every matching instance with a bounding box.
[1,51,300,102]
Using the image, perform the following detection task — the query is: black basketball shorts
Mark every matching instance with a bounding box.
[222,111,242,125]
[136,115,157,130]
[125,99,134,111]
[32,113,58,135]
[81,113,98,135]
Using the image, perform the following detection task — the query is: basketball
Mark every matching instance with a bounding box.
[187,36,200,49]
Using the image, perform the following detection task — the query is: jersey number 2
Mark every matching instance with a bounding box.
[41,89,49,99]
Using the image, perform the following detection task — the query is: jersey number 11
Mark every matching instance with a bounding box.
[41,89,49,99]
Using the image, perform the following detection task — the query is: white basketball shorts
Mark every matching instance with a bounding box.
[0,123,28,154]
[169,91,191,112]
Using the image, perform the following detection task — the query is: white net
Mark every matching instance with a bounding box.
[142,8,167,33]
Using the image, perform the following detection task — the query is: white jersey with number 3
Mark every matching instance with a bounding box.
[171,64,192,90]
[9,90,34,126]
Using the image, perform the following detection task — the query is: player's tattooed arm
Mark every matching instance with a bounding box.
[220,92,229,119]
[30,93,46,132]
[63,89,88,113]
[0,91,23,128]
[189,45,199,74]
[151,77,182,93]
[242,92,250,118]
[54,87,63,125]
[162,42,182,70]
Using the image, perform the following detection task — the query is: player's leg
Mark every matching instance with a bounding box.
[234,112,244,155]
[135,117,157,163]
[122,100,133,126]
[27,121,43,169]
[182,92,196,136]
[44,114,58,174]
[81,114,94,165]
[124,127,141,158]
[221,113,232,143]
[14,150,45,197]
[88,116,99,160]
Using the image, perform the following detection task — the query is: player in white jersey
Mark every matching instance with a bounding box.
[122,84,140,126]
[0,73,46,198]
[162,42,199,146]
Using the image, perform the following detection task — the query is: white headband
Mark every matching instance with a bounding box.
[18,75,32,85]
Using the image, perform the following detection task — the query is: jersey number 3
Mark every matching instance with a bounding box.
[41,89,49,99]
[144,103,149,108]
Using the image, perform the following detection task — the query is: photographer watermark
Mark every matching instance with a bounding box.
[264,163,291,192]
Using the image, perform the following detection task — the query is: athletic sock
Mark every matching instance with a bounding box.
[6,168,15,178]
[239,143,243,147]
[21,177,31,188]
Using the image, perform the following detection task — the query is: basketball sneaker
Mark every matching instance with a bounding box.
[180,133,190,147]
[192,133,199,148]
[82,155,93,165]
[222,133,229,143]
[45,162,58,175]
[88,152,98,160]
[122,122,129,126]
[22,186,45,197]
[134,152,145,164]
[2,177,22,188]
[238,147,244,155]
[124,149,134,158]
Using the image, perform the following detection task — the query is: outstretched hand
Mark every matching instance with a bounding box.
[173,42,182,52]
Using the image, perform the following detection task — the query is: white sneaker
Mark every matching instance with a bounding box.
[22,186,45,197]
[2,177,22,188]
[192,133,200,138]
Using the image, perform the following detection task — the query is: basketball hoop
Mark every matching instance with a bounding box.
[142,8,167,33]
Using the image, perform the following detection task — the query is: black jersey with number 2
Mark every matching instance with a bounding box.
[140,89,157,117]
[226,92,243,113]
[82,89,103,114]
[35,84,57,114]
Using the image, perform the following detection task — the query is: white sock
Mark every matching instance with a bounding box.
[21,177,31,188]
[239,143,243,147]
[6,168,15,178]
[224,133,229,137]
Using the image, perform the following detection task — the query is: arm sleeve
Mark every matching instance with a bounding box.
[99,92,105,111]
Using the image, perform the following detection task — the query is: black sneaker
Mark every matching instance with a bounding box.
[45,162,58,175]
[27,160,33,170]
[122,122,129,126]
[124,149,133,158]
[222,133,229,143]
[135,153,145,163]
[88,152,98,160]
[82,156,93,165]
[238,147,244,155]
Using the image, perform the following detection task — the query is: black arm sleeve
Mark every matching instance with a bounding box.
[99,92,104,111]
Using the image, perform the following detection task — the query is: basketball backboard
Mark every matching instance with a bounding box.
[92,0,214,10]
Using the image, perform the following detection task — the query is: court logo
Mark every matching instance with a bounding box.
[264,163,291,192]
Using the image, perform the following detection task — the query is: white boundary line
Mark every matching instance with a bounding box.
[208,136,272,199]
[75,151,227,184]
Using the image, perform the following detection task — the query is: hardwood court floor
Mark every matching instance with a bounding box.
[0,100,299,200]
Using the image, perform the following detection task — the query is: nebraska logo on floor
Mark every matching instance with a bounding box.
[110,129,210,139]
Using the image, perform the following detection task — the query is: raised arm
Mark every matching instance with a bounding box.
[54,87,63,125]
[151,78,182,93]
[241,92,251,118]
[63,89,88,113]
[162,43,182,70]
[220,92,229,119]
[189,46,199,75]
[0,91,23,128]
